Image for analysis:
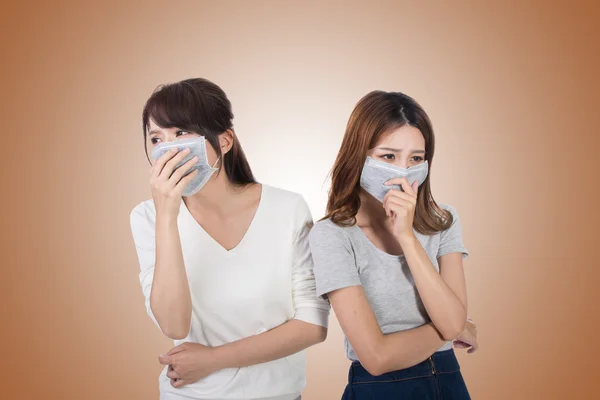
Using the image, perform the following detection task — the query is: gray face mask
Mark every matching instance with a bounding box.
[359,156,429,202]
[151,136,220,197]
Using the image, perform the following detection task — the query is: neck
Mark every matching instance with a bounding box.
[356,189,391,229]
[184,172,250,216]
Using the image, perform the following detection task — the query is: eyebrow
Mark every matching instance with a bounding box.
[148,129,161,135]
[376,147,425,154]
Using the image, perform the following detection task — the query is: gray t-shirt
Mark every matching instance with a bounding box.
[308,204,468,361]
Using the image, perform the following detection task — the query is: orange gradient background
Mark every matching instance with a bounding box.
[1,1,599,399]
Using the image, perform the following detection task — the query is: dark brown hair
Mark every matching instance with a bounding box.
[142,78,255,186]
[325,90,452,235]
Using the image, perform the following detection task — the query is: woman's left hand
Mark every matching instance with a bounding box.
[382,178,419,241]
[453,319,478,354]
[158,342,219,388]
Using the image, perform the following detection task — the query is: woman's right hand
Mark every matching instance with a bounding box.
[150,147,199,218]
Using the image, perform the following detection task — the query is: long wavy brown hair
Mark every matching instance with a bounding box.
[324,90,453,235]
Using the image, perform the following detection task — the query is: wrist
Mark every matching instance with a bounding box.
[396,232,418,247]
[156,212,179,227]
[211,344,232,370]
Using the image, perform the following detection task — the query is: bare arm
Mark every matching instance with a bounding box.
[150,215,192,339]
[146,147,198,339]
[329,286,445,376]
[307,215,466,377]
[399,235,467,340]
[212,320,326,369]
[383,180,468,340]
[159,320,326,387]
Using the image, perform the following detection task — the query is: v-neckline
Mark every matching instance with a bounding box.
[180,184,265,255]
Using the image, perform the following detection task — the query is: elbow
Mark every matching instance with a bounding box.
[150,298,191,340]
[359,343,389,377]
[439,318,467,341]
[363,364,385,377]
[315,326,328,343]
[154,311,191,340]
[361,354,387,377]
[305,324,327,345]
[162,328,189,341]
[158,318,190,340]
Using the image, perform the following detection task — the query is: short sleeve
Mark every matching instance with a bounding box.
[309,220,362,299]
[290,196,331,328]
[129,203,162,331]
[437,204,469,260]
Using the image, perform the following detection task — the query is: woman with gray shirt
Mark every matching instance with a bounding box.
[309,91,477,399]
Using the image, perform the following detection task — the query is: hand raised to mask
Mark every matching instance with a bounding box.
[150,147,199,218]
[382,178,419,242]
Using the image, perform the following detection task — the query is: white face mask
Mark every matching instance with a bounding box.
[151,136,220,196]
[359,156,429,202]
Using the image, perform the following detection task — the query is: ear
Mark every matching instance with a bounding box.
[218,129,234,156]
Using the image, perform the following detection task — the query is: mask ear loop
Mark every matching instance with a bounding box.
[200,136,222,170]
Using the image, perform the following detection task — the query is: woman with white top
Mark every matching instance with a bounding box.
[130,78,330,400]
[309,91,477,399]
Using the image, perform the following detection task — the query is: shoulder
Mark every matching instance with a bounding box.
[262,184,309,217]
[309,219,359,258]
[310,218,352,243]
[438,203,457,214]
[435,203,464,237]
[312,218,343,234]
[130,199,156,227]
[437,203,461,222]
[258,185,314,238]
[262,184,305,206]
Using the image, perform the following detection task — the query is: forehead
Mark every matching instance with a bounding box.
[147,118,165,131]
[148,119,159,129]
[147,119,176,134]
[376,125,424,148]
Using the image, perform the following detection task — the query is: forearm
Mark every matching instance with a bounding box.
[212,319,326,369]
[400,235,466,339]
[150,215,192,339]
[374,323,446,374]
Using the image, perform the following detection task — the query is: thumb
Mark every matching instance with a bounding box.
[411,180,419,193]
[167,344,187,356]
[158,354,172,365]
[172,378,186,388]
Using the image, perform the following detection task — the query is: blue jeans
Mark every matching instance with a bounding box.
[341,349,471,400]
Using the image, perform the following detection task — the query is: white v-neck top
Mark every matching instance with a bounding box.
[130,184,330,400]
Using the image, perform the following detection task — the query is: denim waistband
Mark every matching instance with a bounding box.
[349,349,461,384]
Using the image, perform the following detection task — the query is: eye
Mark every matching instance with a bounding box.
[176,130,190,136]
[380,154,395,160]
[150,137,161,145]
[411,156,424,162]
